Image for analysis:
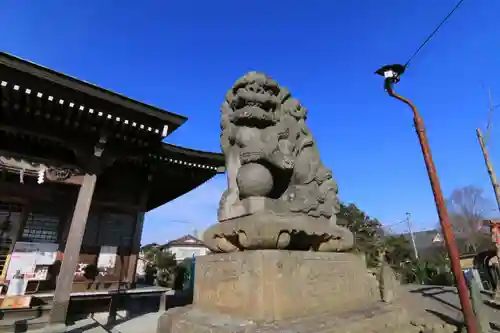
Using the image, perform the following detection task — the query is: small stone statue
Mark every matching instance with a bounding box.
[379,261,399,303]
[203,72,353,253]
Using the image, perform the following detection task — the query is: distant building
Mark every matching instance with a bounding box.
[162,234,209,261]
[400,229,493,259]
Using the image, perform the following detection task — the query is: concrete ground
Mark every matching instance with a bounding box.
[400,284,500,330]
[26,284,500,332]
[28,311,163,333]
[67,311,162,333]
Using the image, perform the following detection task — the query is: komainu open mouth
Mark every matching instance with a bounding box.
[246,101,265,108]
[230,106,276,127]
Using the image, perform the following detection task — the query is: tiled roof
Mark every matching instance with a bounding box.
[165,234,206,247]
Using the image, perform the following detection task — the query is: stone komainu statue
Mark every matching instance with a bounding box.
[203,72,353,253]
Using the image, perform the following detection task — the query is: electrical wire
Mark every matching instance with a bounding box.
[404,0,467,69]
[384,219,406,229]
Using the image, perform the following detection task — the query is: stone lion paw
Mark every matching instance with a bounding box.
[215,237,238,252]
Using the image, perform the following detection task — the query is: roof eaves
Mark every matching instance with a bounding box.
[0,52,187,131]
[160,143,225,171]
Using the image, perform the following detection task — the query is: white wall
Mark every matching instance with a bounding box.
[168,246,209,261]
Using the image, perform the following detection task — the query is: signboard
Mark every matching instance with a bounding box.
[432,233,443,243]
[5,242,58,280]
[460,258,474,270]
[97,246,117,276]
[0,296,32,309]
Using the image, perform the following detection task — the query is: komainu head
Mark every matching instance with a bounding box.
[222,72,306,126]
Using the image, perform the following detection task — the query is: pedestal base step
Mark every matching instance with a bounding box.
[158,303,419,333]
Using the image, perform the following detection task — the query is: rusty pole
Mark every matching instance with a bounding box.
[376,65,478,333]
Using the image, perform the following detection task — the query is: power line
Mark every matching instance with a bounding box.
[170,220,192,224]
[404,0,467,69]
[384,219,406,229]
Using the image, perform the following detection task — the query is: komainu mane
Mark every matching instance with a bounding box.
[203,72,353,253]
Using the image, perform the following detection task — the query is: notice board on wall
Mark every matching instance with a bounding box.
[5,242,58,280]
[97,246,118,276]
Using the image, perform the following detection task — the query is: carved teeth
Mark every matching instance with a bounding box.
[246,101,264,108]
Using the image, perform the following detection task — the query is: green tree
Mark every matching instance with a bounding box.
[338,202,383,267]
[141,243,159,253]
[142,246,178,286]
[382,235,413,267]
[403,258,453,286]
[338,203,419,279]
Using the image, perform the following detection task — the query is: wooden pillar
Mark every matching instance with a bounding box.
[46,173,97,329]
[55,196,77,261]
[126,173,151,286]
[127,211,146,286]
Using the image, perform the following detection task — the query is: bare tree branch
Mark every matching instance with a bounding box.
[446,186,493,253]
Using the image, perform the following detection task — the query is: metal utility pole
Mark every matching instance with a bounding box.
[405,212,419,260]
[477,89,500,213]
[477,128,500,211]
[375,64,478,333]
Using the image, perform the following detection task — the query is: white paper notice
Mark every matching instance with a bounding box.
[97,246,117,270]
[6,242,57,280]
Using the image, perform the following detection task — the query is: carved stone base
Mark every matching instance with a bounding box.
[193,251,379,320]
[204,212,354,252]
[157,251,460,333]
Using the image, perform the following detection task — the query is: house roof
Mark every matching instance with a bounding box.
[165,234,206,248]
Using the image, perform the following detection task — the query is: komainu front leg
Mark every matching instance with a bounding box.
[218,149,241,221]
[267,148,295,170]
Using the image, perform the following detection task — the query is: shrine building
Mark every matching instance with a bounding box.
[0,52,224,326]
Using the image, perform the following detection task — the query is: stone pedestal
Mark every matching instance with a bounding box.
[158,251,414,333]
[195,251,379,320]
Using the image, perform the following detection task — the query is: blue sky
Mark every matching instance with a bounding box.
[2,1,500,244]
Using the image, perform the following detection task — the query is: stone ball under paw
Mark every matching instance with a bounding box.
[237,163,273,198]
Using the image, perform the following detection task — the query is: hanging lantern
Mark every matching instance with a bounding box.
[37,166,46,184]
